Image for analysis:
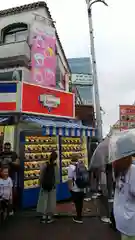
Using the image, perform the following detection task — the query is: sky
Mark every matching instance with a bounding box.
[1,0,135,136]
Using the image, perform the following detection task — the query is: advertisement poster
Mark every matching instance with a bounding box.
[31,24,56,87]
[119,105,135,130]
[21,82,75,118]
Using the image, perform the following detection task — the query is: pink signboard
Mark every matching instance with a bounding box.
[31,26,56,87]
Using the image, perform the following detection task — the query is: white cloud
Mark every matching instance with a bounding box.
[1,0,135,137]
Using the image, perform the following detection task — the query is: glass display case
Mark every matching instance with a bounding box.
[61,137,88,182]
[23,136,58,189]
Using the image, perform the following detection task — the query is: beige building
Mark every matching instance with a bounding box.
[0,1,70,90]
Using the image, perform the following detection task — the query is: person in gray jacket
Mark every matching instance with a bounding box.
[37,151,59,223]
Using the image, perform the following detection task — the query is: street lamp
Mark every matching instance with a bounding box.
[86,0,108,142]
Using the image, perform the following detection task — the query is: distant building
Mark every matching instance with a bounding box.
[68,57,95,127]
[68,57,93,106]
[0,1,70,91]
[68,57,91,74]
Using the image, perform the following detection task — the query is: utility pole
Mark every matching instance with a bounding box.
[85,0,108,142]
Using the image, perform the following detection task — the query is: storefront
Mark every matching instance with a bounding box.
[0,82,97,208]
[19,116,96,208]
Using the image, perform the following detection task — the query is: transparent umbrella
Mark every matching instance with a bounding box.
[89,136,109,169]
[90,129,135,168]
[109,129,135,163]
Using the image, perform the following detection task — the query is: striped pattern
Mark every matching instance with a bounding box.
[0,83,17,93]
[23,116,96,137]
[0,83,17,111]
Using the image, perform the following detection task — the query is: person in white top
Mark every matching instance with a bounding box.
[113,156,135,240]
[0,166,13,214]
[68,155,84,224]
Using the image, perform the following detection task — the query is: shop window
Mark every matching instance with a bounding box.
[2,22,28,44]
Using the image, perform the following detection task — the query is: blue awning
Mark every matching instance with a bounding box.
[23,115,96,137]
[0,117,9,123]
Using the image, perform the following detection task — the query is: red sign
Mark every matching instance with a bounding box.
[21,83,75,118]
[120,105,135,130]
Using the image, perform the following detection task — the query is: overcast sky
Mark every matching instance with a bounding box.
[1,0,135,136]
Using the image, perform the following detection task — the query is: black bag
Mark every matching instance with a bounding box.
[41,163,55,192]
[75,162,89,189]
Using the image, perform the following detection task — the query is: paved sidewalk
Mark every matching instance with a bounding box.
[1,215,120,240]
[17,198,101,218]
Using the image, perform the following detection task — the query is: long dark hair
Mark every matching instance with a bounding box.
[113,155,132,179]
[50,150,57,164]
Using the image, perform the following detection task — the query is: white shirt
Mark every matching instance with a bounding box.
[114,164,135,236]
[0,177,13,200]
[68,164,81,192]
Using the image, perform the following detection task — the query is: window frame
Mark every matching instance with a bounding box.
[1,22,28,44]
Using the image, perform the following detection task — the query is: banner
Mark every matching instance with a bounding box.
[31,23,56,87]
[21,82,75,118]
[119,105,135,130]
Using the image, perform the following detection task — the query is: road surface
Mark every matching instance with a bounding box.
[1,215,120,240]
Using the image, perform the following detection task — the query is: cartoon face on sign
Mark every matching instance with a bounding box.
[33,69,43,84]
[34,53,45,67]
[33,35,45,49]
[44,69,55,86]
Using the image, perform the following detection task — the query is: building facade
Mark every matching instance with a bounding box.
[68,57,93,106]
[68,57,91,74]
[0,1,70,91]
[68,57,95,127]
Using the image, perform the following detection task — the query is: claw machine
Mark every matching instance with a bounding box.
[19,130,89,207]
[19,130,60,208]
[60,136,88,200]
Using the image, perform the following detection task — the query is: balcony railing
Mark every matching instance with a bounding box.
[0,41,30,68]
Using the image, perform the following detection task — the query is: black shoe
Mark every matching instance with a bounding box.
[73,217,83,224]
